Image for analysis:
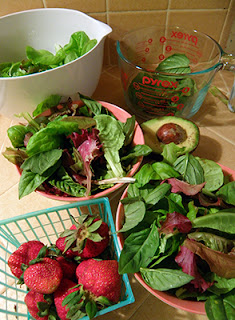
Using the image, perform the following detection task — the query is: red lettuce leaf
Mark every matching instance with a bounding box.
[159,211,192,235]
[184,238,235,279]
[69,129,103,196]
[175,244,213,292]
[162,178,205,195]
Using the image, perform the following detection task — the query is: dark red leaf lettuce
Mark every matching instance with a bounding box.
[159,212,192,235]
[162,178,205,196]
[175,244,213,292]
[183,238,235,279]
[69,129,103,196]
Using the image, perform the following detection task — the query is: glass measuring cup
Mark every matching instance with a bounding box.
[117,25,235,119]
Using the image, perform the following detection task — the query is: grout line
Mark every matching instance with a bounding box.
[165,0,171,26]
[106,8,228,14]
[42,0,47,8]
[206,126,235,146]
[126,293,151,320]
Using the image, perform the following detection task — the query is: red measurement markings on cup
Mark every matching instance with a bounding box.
[135,39,153,62]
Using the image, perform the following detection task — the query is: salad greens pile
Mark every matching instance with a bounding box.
[127,53,197,116]
[118,143,235,320]
[0,31,97,77]
[2,94,152,199]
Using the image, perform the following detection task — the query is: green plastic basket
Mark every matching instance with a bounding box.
[0,197,135,320]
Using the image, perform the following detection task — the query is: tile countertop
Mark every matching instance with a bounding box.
[0,65,235,320]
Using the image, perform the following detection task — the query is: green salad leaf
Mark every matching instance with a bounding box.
[0,31,97,77]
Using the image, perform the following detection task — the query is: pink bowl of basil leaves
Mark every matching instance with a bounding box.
[3,94,151,201]
[116,147,235,318]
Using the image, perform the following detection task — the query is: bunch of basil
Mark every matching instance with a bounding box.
[3,94,152,199]
[118,143,235,320]
[0,31,97,77]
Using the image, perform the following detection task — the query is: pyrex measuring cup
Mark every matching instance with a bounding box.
[117,25,235,119]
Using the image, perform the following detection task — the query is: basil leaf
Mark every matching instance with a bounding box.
[144,183,171,206]
[174,153,205,184]
[121,144,152,165]
[152,162,180,180]
[32,94,61,117]
[7,125,32,148]
[192,210,235,234]
[134,163,160,188]
[118,222,159,274]
[209,275,235,295]
[18,161,60,199]
[197,158,224,192]
[205,295,228,320]
[216,181,235,206]
[123,115,136,146]
[167,192,187,215]
[119,201,146,232]
[156,53,191,74]
[140,268,194,291]
[21,149,63,174]
[161,142,186,165]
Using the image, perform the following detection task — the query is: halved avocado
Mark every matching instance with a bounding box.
[141,116,199,154]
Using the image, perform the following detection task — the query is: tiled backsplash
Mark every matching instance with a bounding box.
[0,0,234,65]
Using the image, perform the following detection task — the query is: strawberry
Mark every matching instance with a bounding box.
[76,259,122,303]
[56,215,109,259]
[54,278,85,320]
[56,256,77,280]
[55,226,77,259]
[8,240,46,278]
[24,257,63,294]
[24,290,53,320]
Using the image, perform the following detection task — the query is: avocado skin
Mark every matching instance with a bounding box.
[141,116,200,154]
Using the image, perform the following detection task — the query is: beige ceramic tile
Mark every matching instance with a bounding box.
[108,11,167,64]
[129,293,208,320]
[0,182,70,219]
[98,275,150,320]
[220,0,235,48]
[108,0,168,11]
[108,11,167,38]
[170,0,230,9]
[0,0,43,16]
[92,66,128,111]
[167,10,227,42]
[44,0,106,12]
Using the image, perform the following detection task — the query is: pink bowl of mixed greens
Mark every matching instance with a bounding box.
[116,146,235,318]
[3,94,152,201]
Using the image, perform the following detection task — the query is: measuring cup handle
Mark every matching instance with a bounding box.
[221,52,235,112]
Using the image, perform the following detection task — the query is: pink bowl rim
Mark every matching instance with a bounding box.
[115,163,235,315]
[16,101,144,202]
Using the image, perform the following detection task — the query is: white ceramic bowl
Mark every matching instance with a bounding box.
[0,8,112,118]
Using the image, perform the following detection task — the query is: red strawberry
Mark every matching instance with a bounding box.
[54,278,84,320]
[24,257,63,294]
[24,290,52,320]
[55,226,77,259]
[8,240,46,278]
[76,259,121,303]
[56,256,77,280]
[56,215,109,259]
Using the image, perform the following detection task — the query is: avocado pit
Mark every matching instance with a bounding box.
[156,123,187,145]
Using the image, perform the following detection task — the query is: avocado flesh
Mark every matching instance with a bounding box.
[141,116,200,154]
